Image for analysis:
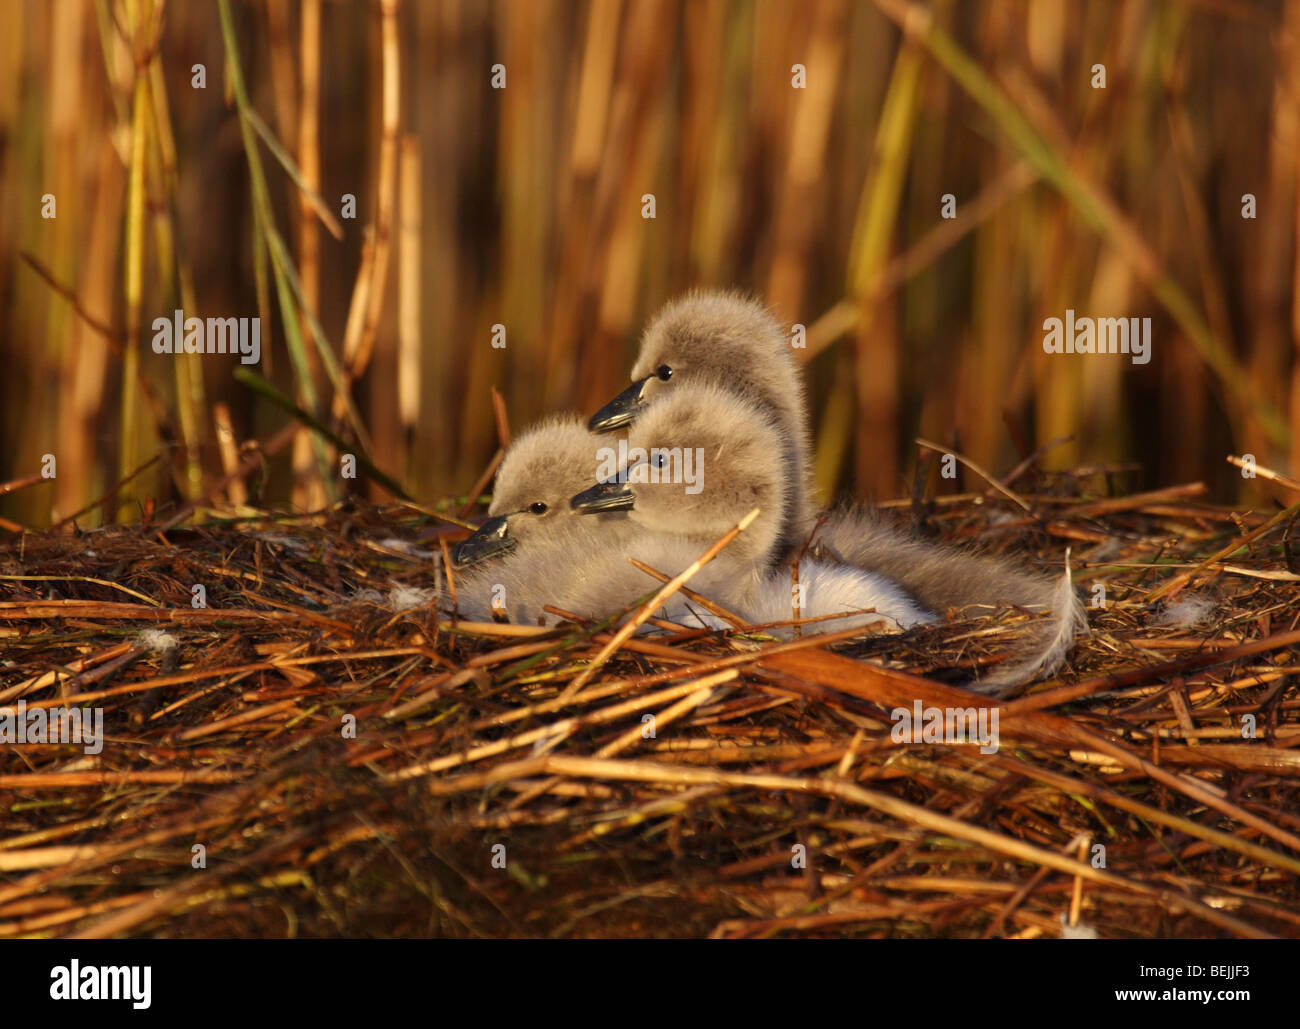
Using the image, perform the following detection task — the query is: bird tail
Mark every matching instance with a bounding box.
[959,557,1087,695]
[811,508,1087,695]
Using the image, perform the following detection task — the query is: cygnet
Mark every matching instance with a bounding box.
[586,290,1084,691]
[588,289,816,561]
[573,382,935,635]
[452,415,637,570]
[448,416,729,629]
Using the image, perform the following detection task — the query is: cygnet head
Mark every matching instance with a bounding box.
[572,381,789,572]
[589,290,801,430]
[453,416,621,568]
[587,290,814,553]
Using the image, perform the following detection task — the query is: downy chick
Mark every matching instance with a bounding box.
[573,382,934,635]
[587,291,1084,692]
[448,416,727,629]
[588,289,816,561]
[452,415,637,571]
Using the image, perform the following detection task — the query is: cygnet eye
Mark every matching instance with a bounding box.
[528,502,548,515]
[651,452,667,469]
[655,364,673,381]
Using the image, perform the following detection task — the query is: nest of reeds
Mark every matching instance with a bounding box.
[1,470,1298,939]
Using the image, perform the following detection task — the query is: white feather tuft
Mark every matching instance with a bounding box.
[964,551,1087,695]
[389,585,436,612]
[1149,593,1216,629]
[1059,913,1100,939]
[138,629,179,653]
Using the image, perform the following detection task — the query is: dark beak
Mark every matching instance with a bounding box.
[587,376,653,432]
[570,480,636,514]
[452,515,516,568]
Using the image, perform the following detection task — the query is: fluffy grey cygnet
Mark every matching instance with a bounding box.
[588,289,816,562]
[574,382,935,635]
[451,415,637,570]
[447,416,728,629]
[587,289,1084,691]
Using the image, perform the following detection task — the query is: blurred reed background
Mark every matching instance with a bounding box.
[1,0,1297,530]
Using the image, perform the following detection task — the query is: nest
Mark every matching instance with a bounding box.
[1,472,1298,938]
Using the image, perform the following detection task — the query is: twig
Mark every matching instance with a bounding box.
[560,509,760,698]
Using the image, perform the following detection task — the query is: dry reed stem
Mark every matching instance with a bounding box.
[561,508,761,697]
[915,438,1033,512]
[354,0,400,385]
[1226,455,1300,493]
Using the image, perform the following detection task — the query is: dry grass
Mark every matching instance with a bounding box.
[2,467,1298,939]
